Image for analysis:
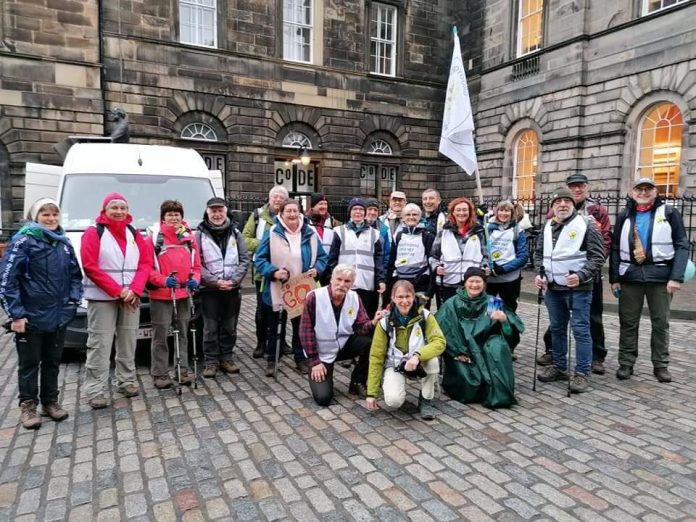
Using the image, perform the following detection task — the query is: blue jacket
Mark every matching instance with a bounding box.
[0,224,83,332]
[255,217,328,306]
[485,220,528,276]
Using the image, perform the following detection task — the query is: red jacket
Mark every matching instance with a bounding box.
[81,214,152,298]
[147,222,202,301]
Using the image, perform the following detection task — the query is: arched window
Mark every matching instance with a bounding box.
[282,131,312,149]
[636,102,683,197]
[181,122,218,141]
[513,130,538,199]
[367,139,393,155]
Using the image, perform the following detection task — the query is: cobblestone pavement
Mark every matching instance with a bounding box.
[1,294,696,522]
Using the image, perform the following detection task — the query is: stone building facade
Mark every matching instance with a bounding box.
[474,0,696,200]
[0,0,486,229]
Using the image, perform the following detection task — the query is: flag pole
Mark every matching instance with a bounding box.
[474,168,484,205]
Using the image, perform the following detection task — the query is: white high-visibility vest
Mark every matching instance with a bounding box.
[199,231,240,280]
[337,225,379,291]
[83,226,140,301]
[618,204,675,275]
[543,214,587,285]
[393,231,427,278]
[380,310,429,368]
[313,287,360,363]
[440,230,483,286]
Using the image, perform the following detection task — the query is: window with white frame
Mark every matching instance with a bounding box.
[370,3,397,76]
[367,139,393,155]
[513,130,539,200]
[643,0,688,15]
[282,131,313,149]
[636,102,683,197]
[517,0,544,57]
[180,0,217,47]
[283,0,313,63]
[181,123,218,142]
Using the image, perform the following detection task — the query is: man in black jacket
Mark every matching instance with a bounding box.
[609,178,689,383]
[534,188,605,393]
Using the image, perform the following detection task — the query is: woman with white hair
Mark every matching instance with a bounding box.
[387,203,434,298]
[0,198,83,429]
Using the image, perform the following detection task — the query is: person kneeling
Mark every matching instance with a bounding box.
[366,281,446,420]
[300,264,377,406]
[436,267,523,409]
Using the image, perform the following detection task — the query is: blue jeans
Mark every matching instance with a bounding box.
[545,289,592,376]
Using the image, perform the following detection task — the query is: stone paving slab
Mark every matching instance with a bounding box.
[1,294,696,521]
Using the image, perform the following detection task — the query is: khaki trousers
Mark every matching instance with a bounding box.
[382,357,439,408]
[84,300,138,398]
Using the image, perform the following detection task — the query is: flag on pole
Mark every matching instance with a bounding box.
[439,26,478,177]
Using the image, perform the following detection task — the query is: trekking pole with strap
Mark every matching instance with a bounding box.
[169,271,183,396]
[532,265,546,392]
[188,272,198,390]
[566,270,575,398]
[274,267,289,380]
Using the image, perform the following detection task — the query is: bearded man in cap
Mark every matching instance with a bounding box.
[538,173,612,374]
[327,198,386,318]
[379,191,407,241]
[534,187,605,393]
[610,178,689,383]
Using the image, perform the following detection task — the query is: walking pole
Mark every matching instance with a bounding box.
[532,266,546,392]
[274,267,288,380]
[566,271,575,398]
[188,274,198,390]
[169,271,183,396]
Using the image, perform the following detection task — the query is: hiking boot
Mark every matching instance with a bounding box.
[203,364,218,378]
[88,395,107,410]
[41,402,69,421]
[252,342,265,359]
[591,360,606,375]
[348,382,367,399]
[537,366,568,382]
[282,341,293,355]
[219,361,240,374]
[19,400,42,430]
[569,373,590,394]
[119,384,140,398]
[536,352,553,366]
[177,370,193,386]
[296,360,310,375]
[153,375,173,389]
[616,366,633,380]
[653,367,672,383]
[265,361,275,377]
[418,394,436,421]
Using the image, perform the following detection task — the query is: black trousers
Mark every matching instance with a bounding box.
[254,280,267,345]
[309,335,371,406]
[16,328,66,406]
[435,285,459,308]
[201,289,241,364]
[263,304,304,363]
[543,275,607,362]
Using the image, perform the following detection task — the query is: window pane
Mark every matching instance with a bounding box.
[636,102,683,197]
[370,3,397,76]
[518,0,543,56]
[513,130,539,200]
[180,0,216,47]
[283,0,313,62]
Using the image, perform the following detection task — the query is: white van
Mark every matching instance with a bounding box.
[24,141,224,349]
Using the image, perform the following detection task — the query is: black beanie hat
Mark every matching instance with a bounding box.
[310,192,326,208]
[463,266,487,283]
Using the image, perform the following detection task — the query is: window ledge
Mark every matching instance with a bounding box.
[511,54,540,81]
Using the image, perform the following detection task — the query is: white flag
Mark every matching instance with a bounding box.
[439,27,478,177]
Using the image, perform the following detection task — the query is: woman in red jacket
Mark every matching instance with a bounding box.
[81,193,151,409]
[147,200,201,389]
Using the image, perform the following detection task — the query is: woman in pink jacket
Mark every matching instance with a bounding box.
[147,200,201,389]
[81,193,151,409]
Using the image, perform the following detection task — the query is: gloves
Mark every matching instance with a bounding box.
[492,262,506,275]
[186,279,199,291]
[165,276,178,289]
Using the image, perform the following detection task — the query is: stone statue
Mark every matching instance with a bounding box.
[108,107,130,143]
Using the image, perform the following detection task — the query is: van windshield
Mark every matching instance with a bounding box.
[60,174,216,230]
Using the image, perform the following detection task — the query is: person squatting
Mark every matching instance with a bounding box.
[0,182,689,429]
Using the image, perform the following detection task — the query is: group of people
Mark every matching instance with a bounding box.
[0,176,690,430]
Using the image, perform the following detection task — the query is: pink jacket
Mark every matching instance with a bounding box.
[147,222,202,301]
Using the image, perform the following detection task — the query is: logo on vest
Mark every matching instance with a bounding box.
[656,216,667,224]
[347,307,355,317]
[491,251,503,260]
[568,231,577,240]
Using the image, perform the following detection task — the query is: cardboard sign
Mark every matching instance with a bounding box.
[281,273,316,319]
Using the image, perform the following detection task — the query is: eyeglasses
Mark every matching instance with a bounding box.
[633,186,656,193]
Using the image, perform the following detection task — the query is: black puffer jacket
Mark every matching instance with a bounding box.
[609,197,689,284]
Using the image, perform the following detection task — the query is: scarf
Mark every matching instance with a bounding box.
[15,222,71,246]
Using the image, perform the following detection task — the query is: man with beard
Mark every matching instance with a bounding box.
[610,178,689,383]
[534,188,604,393]
[242,186,289,358]
[197,198,250,377]
[379,191,407,241]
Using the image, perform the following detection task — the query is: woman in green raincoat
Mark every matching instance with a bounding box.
[435,267,524,409]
